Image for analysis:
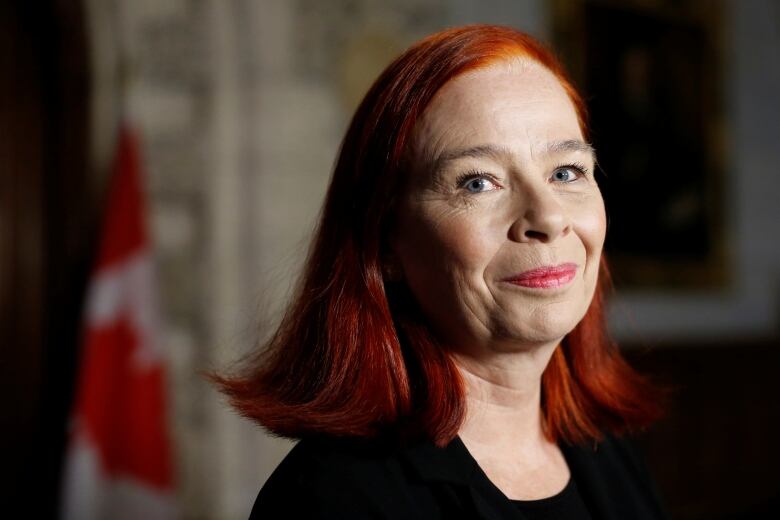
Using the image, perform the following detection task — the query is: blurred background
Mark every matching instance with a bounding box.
[1,0,778,518]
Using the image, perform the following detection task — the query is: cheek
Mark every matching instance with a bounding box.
[397,206,502,280]
[431,221,497,271]
[572,197,607,255]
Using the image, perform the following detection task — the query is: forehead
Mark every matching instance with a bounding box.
[411,58,582,160]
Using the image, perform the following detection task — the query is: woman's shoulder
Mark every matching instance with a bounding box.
[574,433,656,486]
[261,436,398,486]
[250,436,429,519]
[562,433,668,519]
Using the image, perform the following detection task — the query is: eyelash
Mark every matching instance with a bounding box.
[454,170,500,189]
[552,162,590,180]
[454,162,591,191]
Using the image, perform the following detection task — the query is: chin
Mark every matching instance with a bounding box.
[497,308,586,347]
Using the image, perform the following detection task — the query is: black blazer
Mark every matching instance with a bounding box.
[250,434,667,519]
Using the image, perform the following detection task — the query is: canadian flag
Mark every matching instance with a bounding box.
[61,125,177,519]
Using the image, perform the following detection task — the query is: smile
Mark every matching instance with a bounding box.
[502,263,578,289]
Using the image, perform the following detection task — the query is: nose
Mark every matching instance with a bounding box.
[508,188,571,243]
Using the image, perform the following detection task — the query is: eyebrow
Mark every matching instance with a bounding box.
[434,144,512,169]
[432,139,596,170]
[545,139,596,157]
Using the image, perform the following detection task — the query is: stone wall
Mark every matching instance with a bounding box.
[85,0,458,517]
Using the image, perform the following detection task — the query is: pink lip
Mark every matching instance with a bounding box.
[503,263,578,289]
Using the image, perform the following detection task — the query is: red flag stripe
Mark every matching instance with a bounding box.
[62,125,176,518]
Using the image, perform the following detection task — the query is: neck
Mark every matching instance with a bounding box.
[454,340,559,449]
[452,341,572,500]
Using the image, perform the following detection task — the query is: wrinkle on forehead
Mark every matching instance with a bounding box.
[408,58,580,171]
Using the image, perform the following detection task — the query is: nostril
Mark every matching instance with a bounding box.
[524,230,548,242]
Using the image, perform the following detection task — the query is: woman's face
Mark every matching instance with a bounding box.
[392,59,606,355]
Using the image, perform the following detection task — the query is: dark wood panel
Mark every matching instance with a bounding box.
[0,1,94,515]
[627,340,780,519]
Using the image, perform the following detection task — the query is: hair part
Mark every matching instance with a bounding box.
[212,24,662,447]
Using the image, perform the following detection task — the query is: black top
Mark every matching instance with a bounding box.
[511,477,591,519]
[250,434,667,519]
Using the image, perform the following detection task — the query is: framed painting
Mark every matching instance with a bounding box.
[551,0,729,290]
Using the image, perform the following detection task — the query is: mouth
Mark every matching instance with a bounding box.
[502,262,578,289]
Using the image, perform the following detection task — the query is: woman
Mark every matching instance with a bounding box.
[215,25,665,519]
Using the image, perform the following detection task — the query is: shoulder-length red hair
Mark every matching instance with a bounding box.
[213,25,661,447]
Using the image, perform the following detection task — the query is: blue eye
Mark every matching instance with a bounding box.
[457,173,500,193]
[465,178,490,192]
[551,164,587,183]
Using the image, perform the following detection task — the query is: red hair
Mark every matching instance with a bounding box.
[213,25,661,447]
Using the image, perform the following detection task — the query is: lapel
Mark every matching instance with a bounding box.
[561,435,667,520]
[401,436,529,520]
[561,439,615,520]
[400,433,661,520]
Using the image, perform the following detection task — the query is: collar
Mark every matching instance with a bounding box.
[400,435,532,520]
[400,434,479,485]
[399,434,634,520]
